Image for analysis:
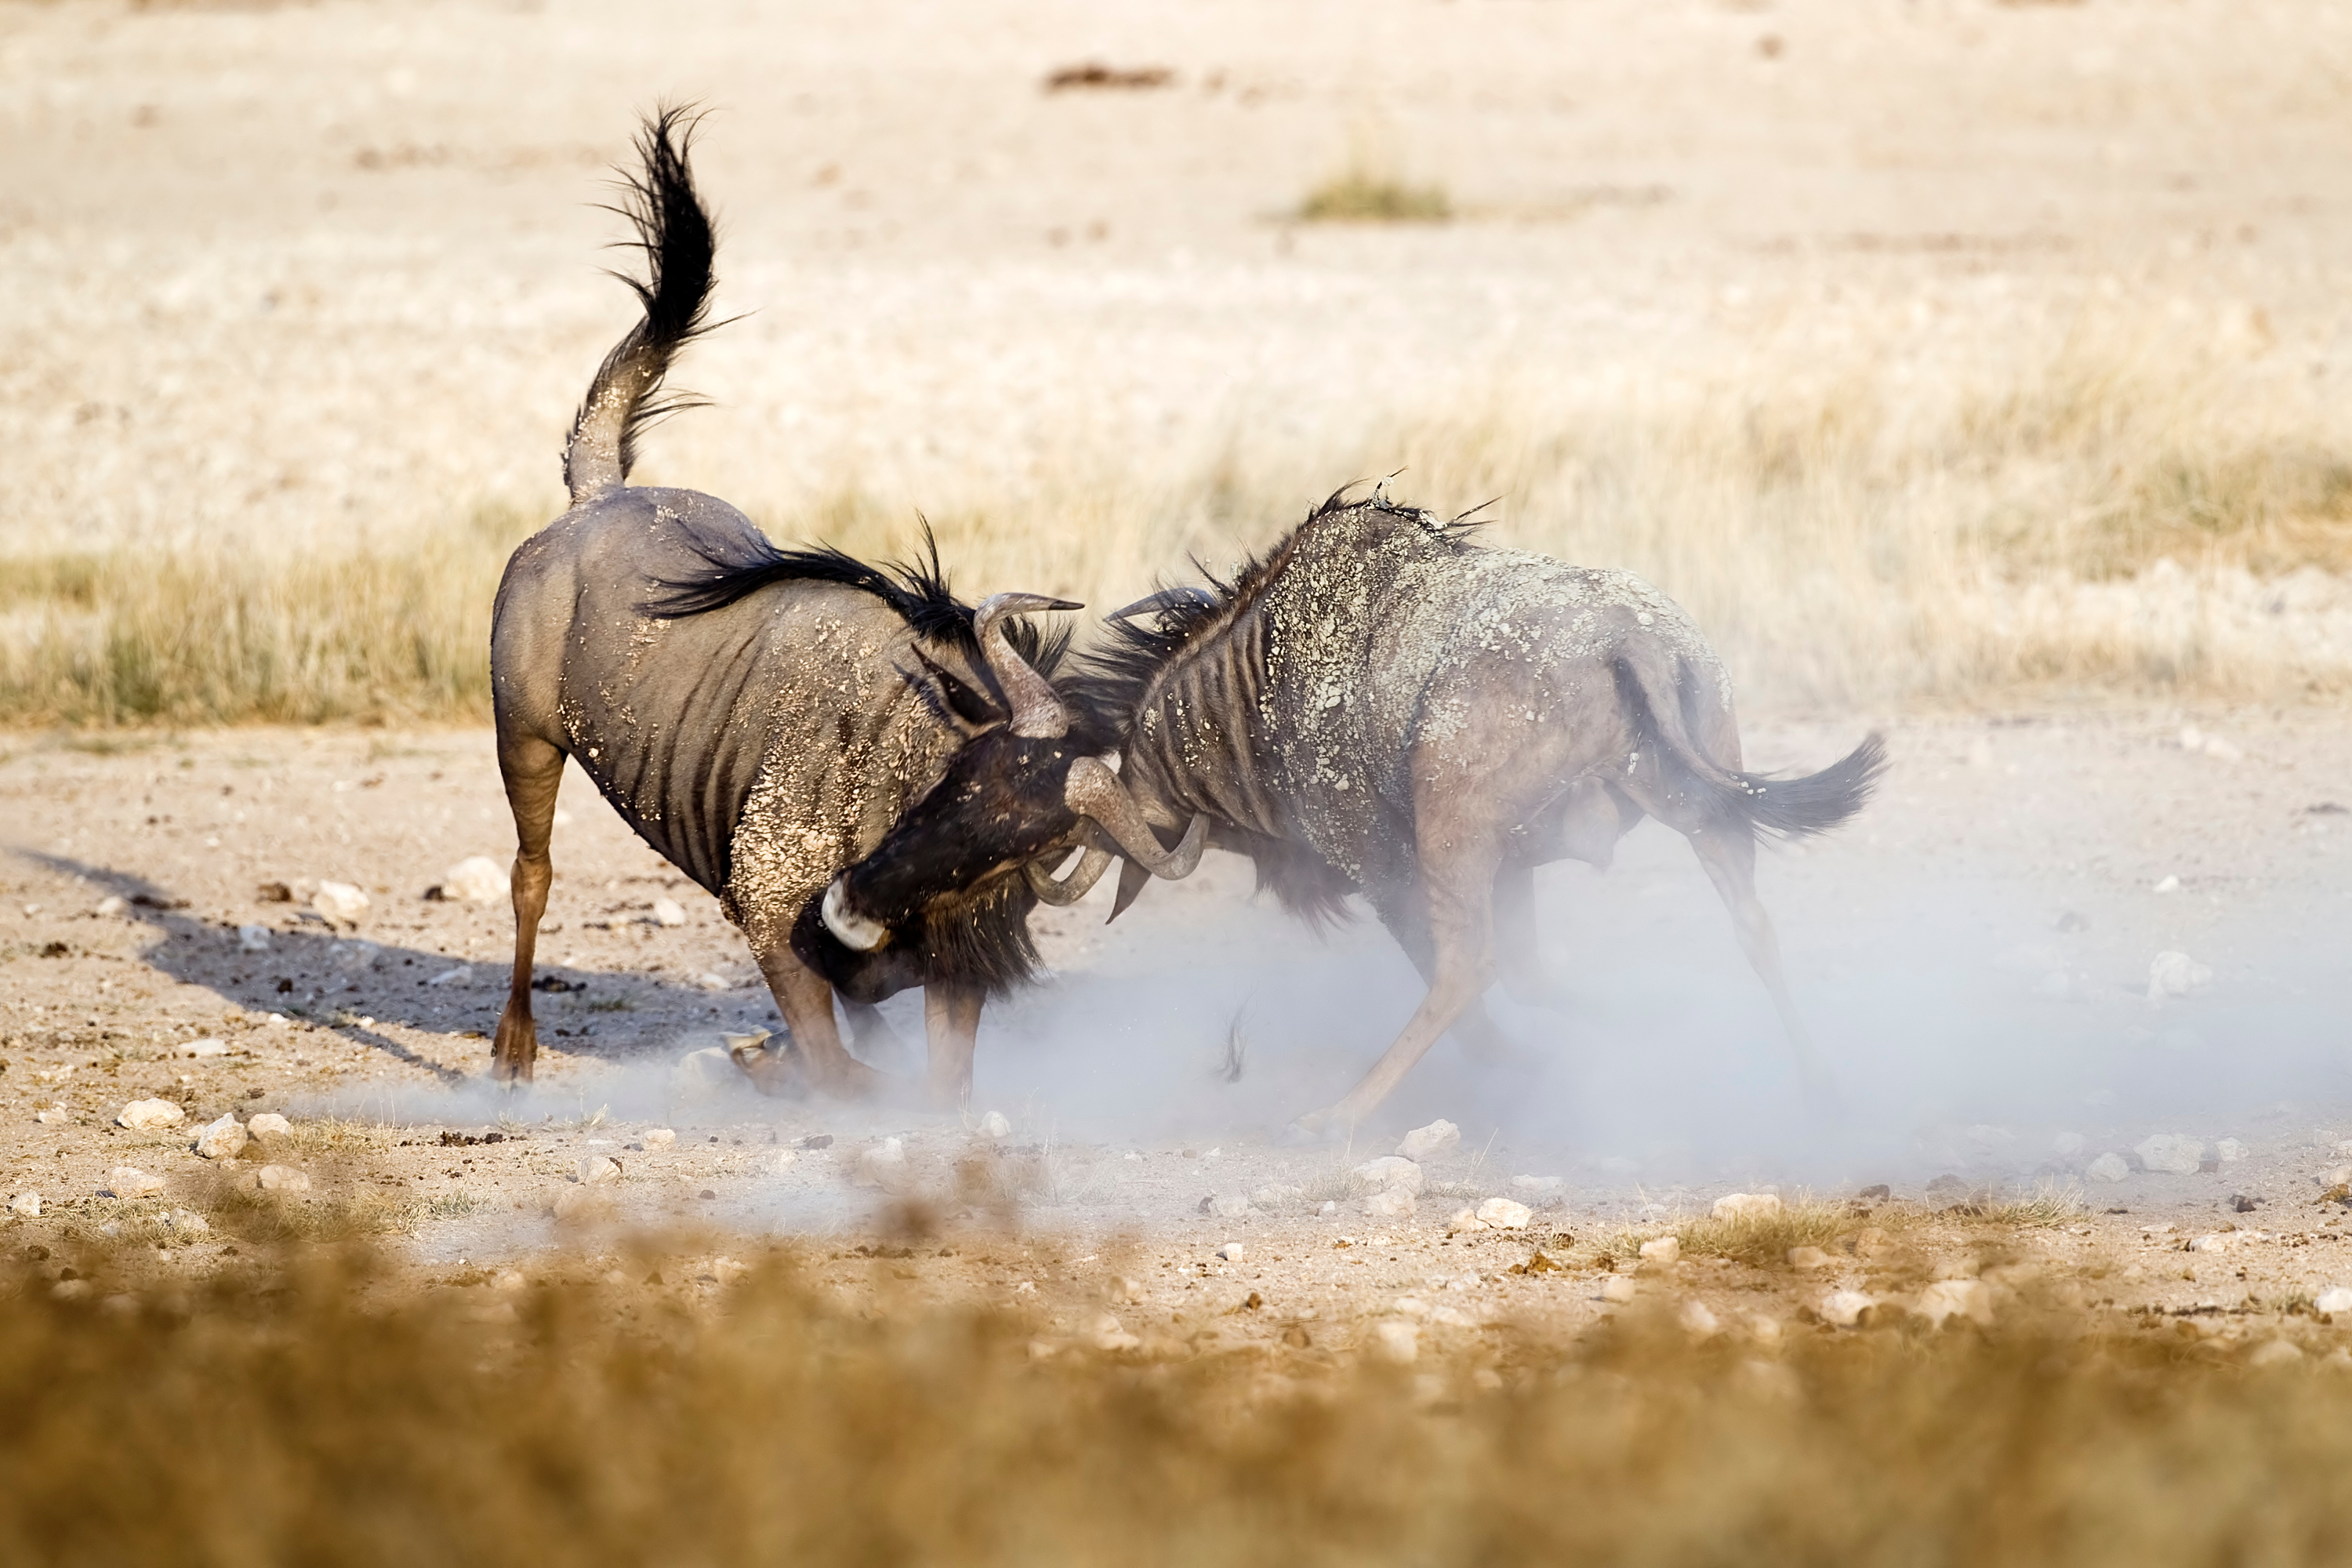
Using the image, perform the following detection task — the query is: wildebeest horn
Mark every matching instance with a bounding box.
[1063,756,1205,880]
[972,592,1080,738]
[1105,586,1214,622]
[1024,844,1114,906]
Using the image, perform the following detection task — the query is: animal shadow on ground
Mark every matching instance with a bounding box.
[20,855,785,1087]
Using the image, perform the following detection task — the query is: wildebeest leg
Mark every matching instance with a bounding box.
[492,734,564,1083]
[1297,839,1503,1137]
[844,1000,909,1063]
[1370,888,1514,1063]
[739,944,884,1099]
[1492,858,1566,1010]
[922,985,985,1109]
[1685,823,1838,1104]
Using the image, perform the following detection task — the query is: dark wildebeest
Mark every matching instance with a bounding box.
[488,111,1200,1103]
[819,490,1886,1135]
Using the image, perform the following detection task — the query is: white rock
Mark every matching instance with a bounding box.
[1203,1193,1251,1218]
[441,856,510,904]
[975,1110,1011,1141]
[1818,1290,1876,1328]
[650,897,687,928]
[2153,874,2183,895]
[1348,1156,1425,1197]
[1598,1276,1638,1304]
[95,895,125,916]
[1913,1279,1994,1329]
[1360,1187,1417,1219]
[765,1149,797,1174]
[854,1138,909,1191]
[180,1037,230,1058]
[1475,1197,1533,1230]
[1787,1246,1831,1269]
[694,972,731,991]
[2053,1131,2086,1157]
[1215,1241,1246,1263]
[256,1165,310,1192]
[1370,1320,1420,1364]
[1317,1200,1339,1218]
[312,881,371,927]
[673,1045,738,1093]
[1088,1312,1141,1352]
[193,1114,248,1160]
[2316,1287,2352,1317]
[1509,1174,1564,1197]
[426,966,470,987]
[2186,1233,2233,1254]
[33,1109,67,1125]
[247,1112,292,1138]
[578,1156,621,1185]
[1448,1207,1483,1231]
[2136,1133,2205,1174]
[116,1099,185,1131]
[162,1208,208,1235]
[2147,950,2213,1004]
[7,1192,40,1218]
[106,1166,164,1200]
[1639,1236,1682,1267]
[1712,1192,1783,1221]
[2086,1151,2132,1182]
[2216,1138,2249,1163]
[237,924,273,953]
[641,1127,677,1149]
[1396,1120,1461,1161]
[1678,1299,1722,1338]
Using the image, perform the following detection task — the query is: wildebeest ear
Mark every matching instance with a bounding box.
[909,647,1005,728]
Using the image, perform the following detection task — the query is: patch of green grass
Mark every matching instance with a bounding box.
[1297,170,1452,223]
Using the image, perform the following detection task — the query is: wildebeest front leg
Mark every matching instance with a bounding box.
[1686,823,1838,1105]
[922,985,984,1109]
[1371,887,1515,1064]
[492,734,564,1083]
[742,944,885,1099]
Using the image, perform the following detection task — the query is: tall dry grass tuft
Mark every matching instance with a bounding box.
[5,1243,2352,1564]
[5,320,2348,726]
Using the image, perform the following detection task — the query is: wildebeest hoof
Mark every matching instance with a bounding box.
[1274,1112,1345,1148]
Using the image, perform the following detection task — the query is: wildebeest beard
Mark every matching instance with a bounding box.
[793,866,1050,1003]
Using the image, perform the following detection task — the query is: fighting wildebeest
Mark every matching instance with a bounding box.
[488,111,1200,1103]
[821,490,1886,1134]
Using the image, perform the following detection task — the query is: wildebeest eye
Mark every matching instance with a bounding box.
[909,648,1004,728]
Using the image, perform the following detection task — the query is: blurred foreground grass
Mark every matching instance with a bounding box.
[4,1241,2351,1566]
[5,324,2350,726]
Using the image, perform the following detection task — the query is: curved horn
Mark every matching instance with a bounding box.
[820,878,887,952]
[972,592,1080,739]
[1106,586,1215,622]
[1024,844,1114,906]
[1063,756,1206,880]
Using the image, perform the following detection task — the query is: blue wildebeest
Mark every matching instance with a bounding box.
[818,490,1886,1134]
[488,111,1199,1103]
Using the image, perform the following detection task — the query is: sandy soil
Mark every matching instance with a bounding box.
[5,710,2351,1347]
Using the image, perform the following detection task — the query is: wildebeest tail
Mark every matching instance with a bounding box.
[1613,642,1887,840]
[562,107,718,504]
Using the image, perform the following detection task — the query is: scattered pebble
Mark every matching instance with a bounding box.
[975,1110,1011,1141]
[578,1156,622,1185]
[2147,950,2212,1004]
[2216,1138,2248,1162]
[1202,1192,1251,1218]
[179,1038,230,1058]
[7,1192,40,1218]
[1678,1299,1722,1338]
[1370,1320,1419,1364]
[1787,1246,1831,1269]
[1598,1276,1638,1304]
[1818,1290,1876,1327]
[1396,1120,1460,1162]
[116,1099,185,1132]
[237,924,272,953]
[312,881,371,927]
[650,897,687,928]
[1639,1236,1682,1268]
[94,895,125,917]
[426,966,470,987]
[105,1166,164,1200]
[2086,1152,2132,1182]
[247,1112,292,1138]
[441,856,510,904]
[1913,1279,1993,1329]
[673,1045,739,1093]
[1215,1241,1245,1263]
[256,1165,310,1193]
[1348,1156,1425,1197]
[1088,1312,1140,1352]
[193,1114,248,1161]
[854,1138,909,1191]
[1317,1200,1339,1218]
[1474,1196,1532,1230]
[2315,1287,2352,1317]
[1360,1187,1416,1219]
[1712,1192,1782,1221]
[641,1128,677,1149]
[2135,1133,2205,1174]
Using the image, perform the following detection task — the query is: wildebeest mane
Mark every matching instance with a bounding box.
[643,525,1072,674]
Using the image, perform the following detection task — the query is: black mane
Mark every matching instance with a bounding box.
[641,524,1073,675]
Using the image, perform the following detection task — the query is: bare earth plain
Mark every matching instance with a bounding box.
[5,0,2352,1375]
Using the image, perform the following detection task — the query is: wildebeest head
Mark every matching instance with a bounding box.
[814,592,1206,959]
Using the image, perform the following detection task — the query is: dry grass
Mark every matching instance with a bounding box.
[5,321,2350,726]
[5,1242,2352,1565]
[1296,169,1453,223]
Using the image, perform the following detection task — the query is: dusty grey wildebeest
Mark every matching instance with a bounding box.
[488,111,1202,1103]
[819,489,1886,1135]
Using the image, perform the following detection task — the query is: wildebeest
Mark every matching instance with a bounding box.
[488,111,1200,1103]
[821,489,1886,1134]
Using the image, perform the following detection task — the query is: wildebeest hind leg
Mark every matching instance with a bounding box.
[922,985,984,1110]
[1372,888,1515,1064]
[744,945,885,1100]
[1493,859,1566,1011]
[1686,824,1839,1106]
[492,734,563,1083]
